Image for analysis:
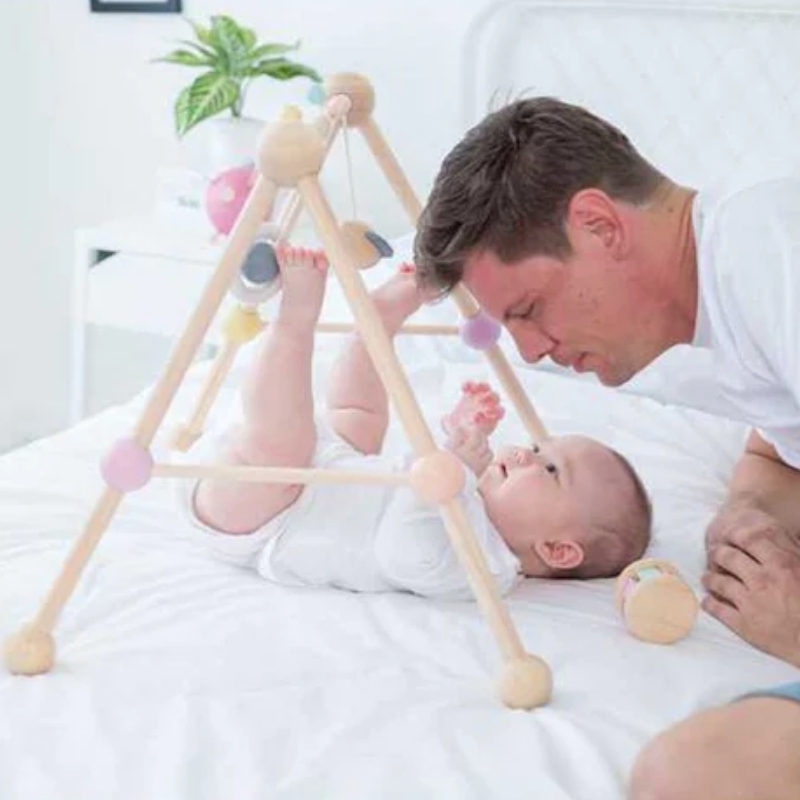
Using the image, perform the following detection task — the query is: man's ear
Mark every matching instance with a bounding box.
[533,539,585,571]
[566,188,626,257]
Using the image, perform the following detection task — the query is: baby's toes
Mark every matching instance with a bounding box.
[312,249,329,273]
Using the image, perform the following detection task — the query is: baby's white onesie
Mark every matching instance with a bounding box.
[177,417,521,600]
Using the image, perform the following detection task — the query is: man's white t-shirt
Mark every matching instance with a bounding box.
[692,176,800,467]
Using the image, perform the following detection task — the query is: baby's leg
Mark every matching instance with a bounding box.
[326,264,422,455]
[194,246,328,535]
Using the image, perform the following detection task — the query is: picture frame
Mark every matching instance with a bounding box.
[90,0,182,13]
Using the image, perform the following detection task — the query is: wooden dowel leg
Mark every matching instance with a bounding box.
[297,176,436,454]
[3,178,278,675]
[441,501,526,661]
[359,116,547,441]
[171,342,239,452]
[133,177,277,445]
[297,175,548,702]
[452,286,548,441]
[359,117,423,222]
[35,489,123,633]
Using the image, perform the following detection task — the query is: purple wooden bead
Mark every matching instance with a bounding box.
[100,438,153,492]
[460,311,502,350]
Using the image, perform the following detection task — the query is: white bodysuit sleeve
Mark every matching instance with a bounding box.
[372,469,521,601]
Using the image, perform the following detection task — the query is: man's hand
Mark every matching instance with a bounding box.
[703,504,800,667]
[443,423,493,477]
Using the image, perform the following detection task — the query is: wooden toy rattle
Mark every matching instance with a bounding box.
[615,558,699,644]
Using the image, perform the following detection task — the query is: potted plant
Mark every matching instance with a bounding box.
[156,14,321,174]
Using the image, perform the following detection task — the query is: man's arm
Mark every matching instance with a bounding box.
[703,430,800,667]
[724,430,800,534]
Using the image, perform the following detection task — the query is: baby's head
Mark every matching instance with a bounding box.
[478,435,651,579]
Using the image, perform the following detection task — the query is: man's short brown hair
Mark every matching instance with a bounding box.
[414,97,665,296]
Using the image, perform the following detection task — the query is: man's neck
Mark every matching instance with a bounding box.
[645,182,699,345]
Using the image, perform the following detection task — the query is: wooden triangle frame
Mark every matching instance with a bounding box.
[3,74,552,710]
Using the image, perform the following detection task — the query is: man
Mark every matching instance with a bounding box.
[414,97,800,798]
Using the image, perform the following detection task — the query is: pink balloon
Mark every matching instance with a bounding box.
[205,164,257,235]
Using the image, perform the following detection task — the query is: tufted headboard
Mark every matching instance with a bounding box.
[460,0,800,187]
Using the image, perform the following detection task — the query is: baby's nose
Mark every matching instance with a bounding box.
[513,448,535,467]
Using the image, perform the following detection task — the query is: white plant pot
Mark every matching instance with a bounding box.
[182,116,266,178]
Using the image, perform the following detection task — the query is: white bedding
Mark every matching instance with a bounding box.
[1,309,799,800]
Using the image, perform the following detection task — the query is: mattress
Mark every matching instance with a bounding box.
[1,310,798,800]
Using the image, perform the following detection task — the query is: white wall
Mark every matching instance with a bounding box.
[1,0,491,451]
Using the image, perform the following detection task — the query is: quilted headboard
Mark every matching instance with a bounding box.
[461,0,800,187]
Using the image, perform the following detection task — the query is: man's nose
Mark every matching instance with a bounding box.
[511,325,555,363]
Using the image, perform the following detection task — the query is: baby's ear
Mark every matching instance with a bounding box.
[534,540,585,570]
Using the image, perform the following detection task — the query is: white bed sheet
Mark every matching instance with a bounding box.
[1,330,798,800]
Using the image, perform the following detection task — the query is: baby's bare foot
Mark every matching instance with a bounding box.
[369,262,424,334]
[276,244,329,328]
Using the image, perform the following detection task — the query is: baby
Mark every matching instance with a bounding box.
[179,246,651,599]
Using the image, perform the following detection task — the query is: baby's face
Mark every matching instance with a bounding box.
[478,435,629,574]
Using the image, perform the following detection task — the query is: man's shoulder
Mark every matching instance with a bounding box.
[700,174,800,227]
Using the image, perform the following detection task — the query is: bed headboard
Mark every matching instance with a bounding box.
[461,0,800,187]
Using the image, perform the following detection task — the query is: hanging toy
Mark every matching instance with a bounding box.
[615,558,699,644]
[229,222,282,306]
[205,163,257,236]
[339,220,394,270]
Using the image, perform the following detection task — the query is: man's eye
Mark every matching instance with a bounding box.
[521,303,536,320]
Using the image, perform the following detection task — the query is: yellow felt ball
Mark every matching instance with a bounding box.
[222,307,264,344]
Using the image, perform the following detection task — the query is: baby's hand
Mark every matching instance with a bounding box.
[442,381,505,437]
[443,423,493,477]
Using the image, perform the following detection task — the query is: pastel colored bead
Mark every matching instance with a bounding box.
[460,312,502,350]
[100,438,153,492]
[205,164,256,235]
[3,625,55,676]
[498,655,553,710]
[222,307,264,345]
[307,82,326,106]
[323,73,375,127]
[258,119,326,186]
[325,94,353,119]
[409,451,465,504]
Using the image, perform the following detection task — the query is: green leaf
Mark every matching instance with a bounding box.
[239,26,258,52]
[249,41,299,62]
[210,15,250,68]
[153,48,213,68]
[176,39,220,63]
[248,58,321,83]
[185,17,214,48]
[174,72,241,136]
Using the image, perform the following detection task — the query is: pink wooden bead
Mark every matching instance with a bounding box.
[326,94,353,118]
[205,164,256,235]
[100,438,153,492]
[622,577,639,605]
[460,311,502,350]
[409,451,465,504]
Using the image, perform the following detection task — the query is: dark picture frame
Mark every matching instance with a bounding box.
[90,0,182,12]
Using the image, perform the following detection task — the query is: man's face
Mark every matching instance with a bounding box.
[463,245,658,386]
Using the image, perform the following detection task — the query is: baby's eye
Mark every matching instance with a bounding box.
[545,463,558,475]
[530,444,540,454]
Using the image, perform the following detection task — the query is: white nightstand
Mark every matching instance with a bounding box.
[71,215,227,424]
